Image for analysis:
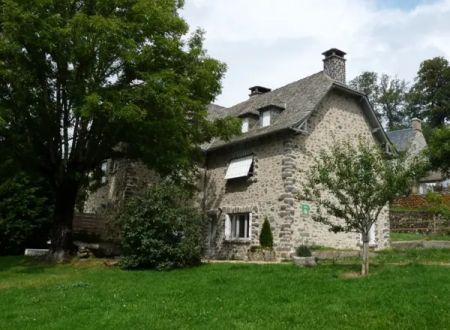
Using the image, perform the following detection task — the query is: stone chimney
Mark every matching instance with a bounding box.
[322,48,346,83]
[411,118,422,132]
[249,86,271,97]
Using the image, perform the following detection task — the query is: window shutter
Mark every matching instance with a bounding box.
[224,214,231,240]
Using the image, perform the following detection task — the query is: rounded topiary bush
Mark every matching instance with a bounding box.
[259,217,273,249]
[119,183,203,270]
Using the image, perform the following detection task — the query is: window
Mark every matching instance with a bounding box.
[225,213,251,239]
[261,110,271,127]
[101,161,108,184]
[241,118,249,133]
[225,156,254,180]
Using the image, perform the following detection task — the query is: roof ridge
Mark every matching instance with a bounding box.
[225,71,327,111]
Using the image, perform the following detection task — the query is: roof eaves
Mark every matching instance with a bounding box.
[205,126,289,153]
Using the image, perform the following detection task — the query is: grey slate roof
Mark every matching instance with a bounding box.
[386,128,415,152]
[207,104,227,120]
[206,71,388,151]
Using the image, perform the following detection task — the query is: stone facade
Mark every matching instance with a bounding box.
[84,159,158,214]
[202,90,390,260]
[83,49,392,261]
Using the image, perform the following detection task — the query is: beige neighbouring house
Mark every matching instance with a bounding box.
[84,49,393,260]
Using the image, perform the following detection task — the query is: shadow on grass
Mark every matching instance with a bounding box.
[0,256,59,274]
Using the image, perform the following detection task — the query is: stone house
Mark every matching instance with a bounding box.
[84,48,392,260]
[387,120,450,194]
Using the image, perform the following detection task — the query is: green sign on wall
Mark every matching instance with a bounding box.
[301,203,310,216]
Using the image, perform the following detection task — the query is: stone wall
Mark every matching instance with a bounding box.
[202,132,288,259]
[84,159,159,214]
[73,213,107,239]
[202,90,390,260]
[390,210,450,233]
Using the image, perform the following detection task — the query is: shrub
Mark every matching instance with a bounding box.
[296,245,312,257]
[259,217,273,249]
[119,183,203,270]
[0,174,52,255]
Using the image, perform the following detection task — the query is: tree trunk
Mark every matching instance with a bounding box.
[361,233,370,276]
[50,180,80,261]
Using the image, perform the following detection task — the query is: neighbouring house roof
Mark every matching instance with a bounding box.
[420,170,445,183]
[205,71,389,151]
[386,128,415,153]
[207,104,228,121]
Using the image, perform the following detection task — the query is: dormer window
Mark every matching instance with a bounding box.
[241,118,249,133]
[261,110,271,127]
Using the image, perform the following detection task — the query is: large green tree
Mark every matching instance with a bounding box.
[408,57,450,127]
[408,57,450,176]
[349,72,408,130]
[0,0,238,258]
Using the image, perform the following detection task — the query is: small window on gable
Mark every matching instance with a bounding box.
[261,110,271,127]
[225,156,254,180]
[241,118,249,133]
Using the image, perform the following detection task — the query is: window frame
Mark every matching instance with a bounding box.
[241,118,249,133]
[261,110,271,127]
[225,213,252,241]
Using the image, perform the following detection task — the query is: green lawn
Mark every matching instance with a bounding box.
[1,251,450,329]
[391,232,450,241]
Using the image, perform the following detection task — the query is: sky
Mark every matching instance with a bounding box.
[181,0,450,107]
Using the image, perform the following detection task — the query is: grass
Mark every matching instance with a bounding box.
[1,251,450,329]
[390,232,450,241]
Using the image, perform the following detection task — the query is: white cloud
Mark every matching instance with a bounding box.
[182,0,450,106]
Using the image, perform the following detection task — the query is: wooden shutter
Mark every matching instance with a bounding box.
[224,214,231,240]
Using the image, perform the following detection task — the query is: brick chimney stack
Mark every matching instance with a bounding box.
[322,48,346,84]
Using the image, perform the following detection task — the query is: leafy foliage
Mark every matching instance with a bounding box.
[259,217,273,249]
[119,183,203,270]
[426,125,450,177]
[0,173,52,255]
[0,0,239,252]
[408,57,450,127]
[295,245,312,257]
[408,57,450,177]
[301,138,426,274]
[425,191,450,220]
[349,72,408,130]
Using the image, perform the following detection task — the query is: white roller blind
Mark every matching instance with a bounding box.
[225,156,253,180]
